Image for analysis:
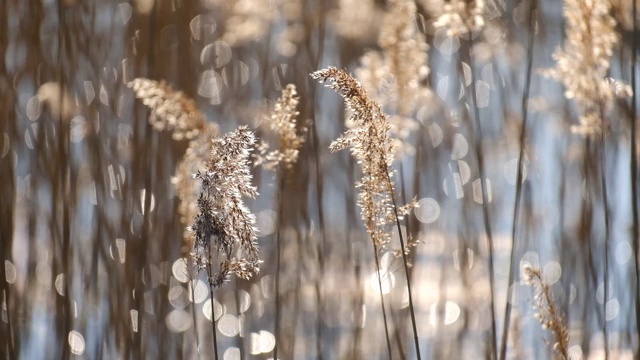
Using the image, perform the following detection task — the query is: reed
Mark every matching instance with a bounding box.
[2,1,639,359]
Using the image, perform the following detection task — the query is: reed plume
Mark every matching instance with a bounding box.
[311,67,421,358]
[128,78,205,141]
[433,0,486,38]
[253,83,306,360]
[173,123,220,254]
[542,0,632,136]
[522,265,571,360]
[254,84,307,171]
[333,0,380,42]
[190,126,261,288]
[357,0,431,118]
[541,2,630,357]
[129,78,220,255]
[202,0,275,47]
[311,67,416,251]
[356,0,431,157]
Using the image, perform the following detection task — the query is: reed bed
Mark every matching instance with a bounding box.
[1,0,639,359]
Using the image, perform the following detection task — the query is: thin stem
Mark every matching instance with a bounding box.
[55,3,73,359]
[352,262,365,359]
[273,228,281,360]
[308,11,327,357]
[465,34,498,360]
[132,3,158,358]
[385,170,421,359]
[310,121,326,360]
[273,176,285,360]
[630,0,640,356]
[599,131,610,360]
[189,268,201,358]
[372,241,394,360]
[500,3,537,360]
[391,310,408,360]
[0,1,16,357]
[207,267,219,360]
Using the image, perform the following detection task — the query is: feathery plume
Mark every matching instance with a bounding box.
[433,0,486,38]
[190,126,261,288]
[357,0,431,117]
[128,78,205,141]
[312,67,421,359]
[172,123,220,255]
[356,0,431,157]
[129,78,220,254]
[522,264,571,360]
[333,0,380,42]
[542,0,632,136]
[202,0,275,47]
[254,84,307,171]
[311,67,416,250]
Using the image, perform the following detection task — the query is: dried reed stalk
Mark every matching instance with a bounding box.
[312,66,420,359]
[254,83,307,360]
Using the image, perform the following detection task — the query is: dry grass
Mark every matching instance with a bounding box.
[1,0,638,359]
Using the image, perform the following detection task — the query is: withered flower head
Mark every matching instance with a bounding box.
[311,67,417,251]
[172,123,220,255]
[254,84,307,171]
[190,126,261,288]
[128,78,205,141]
[522,264,570,360]
[357,0,431,117]
[541,0,632,136]
[433,0,486,38]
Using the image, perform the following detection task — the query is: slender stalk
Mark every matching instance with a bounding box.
[290,228,303,359]
[310,115,326,360]
[384,170,421,359]
[0,1,16,357]
[311,67,415,359]
[364,125,392,360]
[133,3,158,358]
[347,158,364,359]
[391,310,408,360]
[630,0,640,355]
[273,176,285,360]
[465,34,498,360]
[499,3,537,359]
[189,269,201,359]
[207,267,219,360]
[599,130,610,360]
[233,287,247,359]
[273,231,281,360]
[372,241,394,360]
[307,12,327,357]
[352,262,365,359]
[206,242,219,360]
[55,4,73,359]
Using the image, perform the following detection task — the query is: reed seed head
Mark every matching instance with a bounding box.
[190,126,261,288]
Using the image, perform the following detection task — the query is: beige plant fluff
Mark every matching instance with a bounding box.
[522,265,570,360]
[190,126,261,288]
[128,78,205,141]
[311,67,417,252]
[254,84,307,171]
[542,0,632,136]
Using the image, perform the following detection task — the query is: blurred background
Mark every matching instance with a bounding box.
[1,0,639,359]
